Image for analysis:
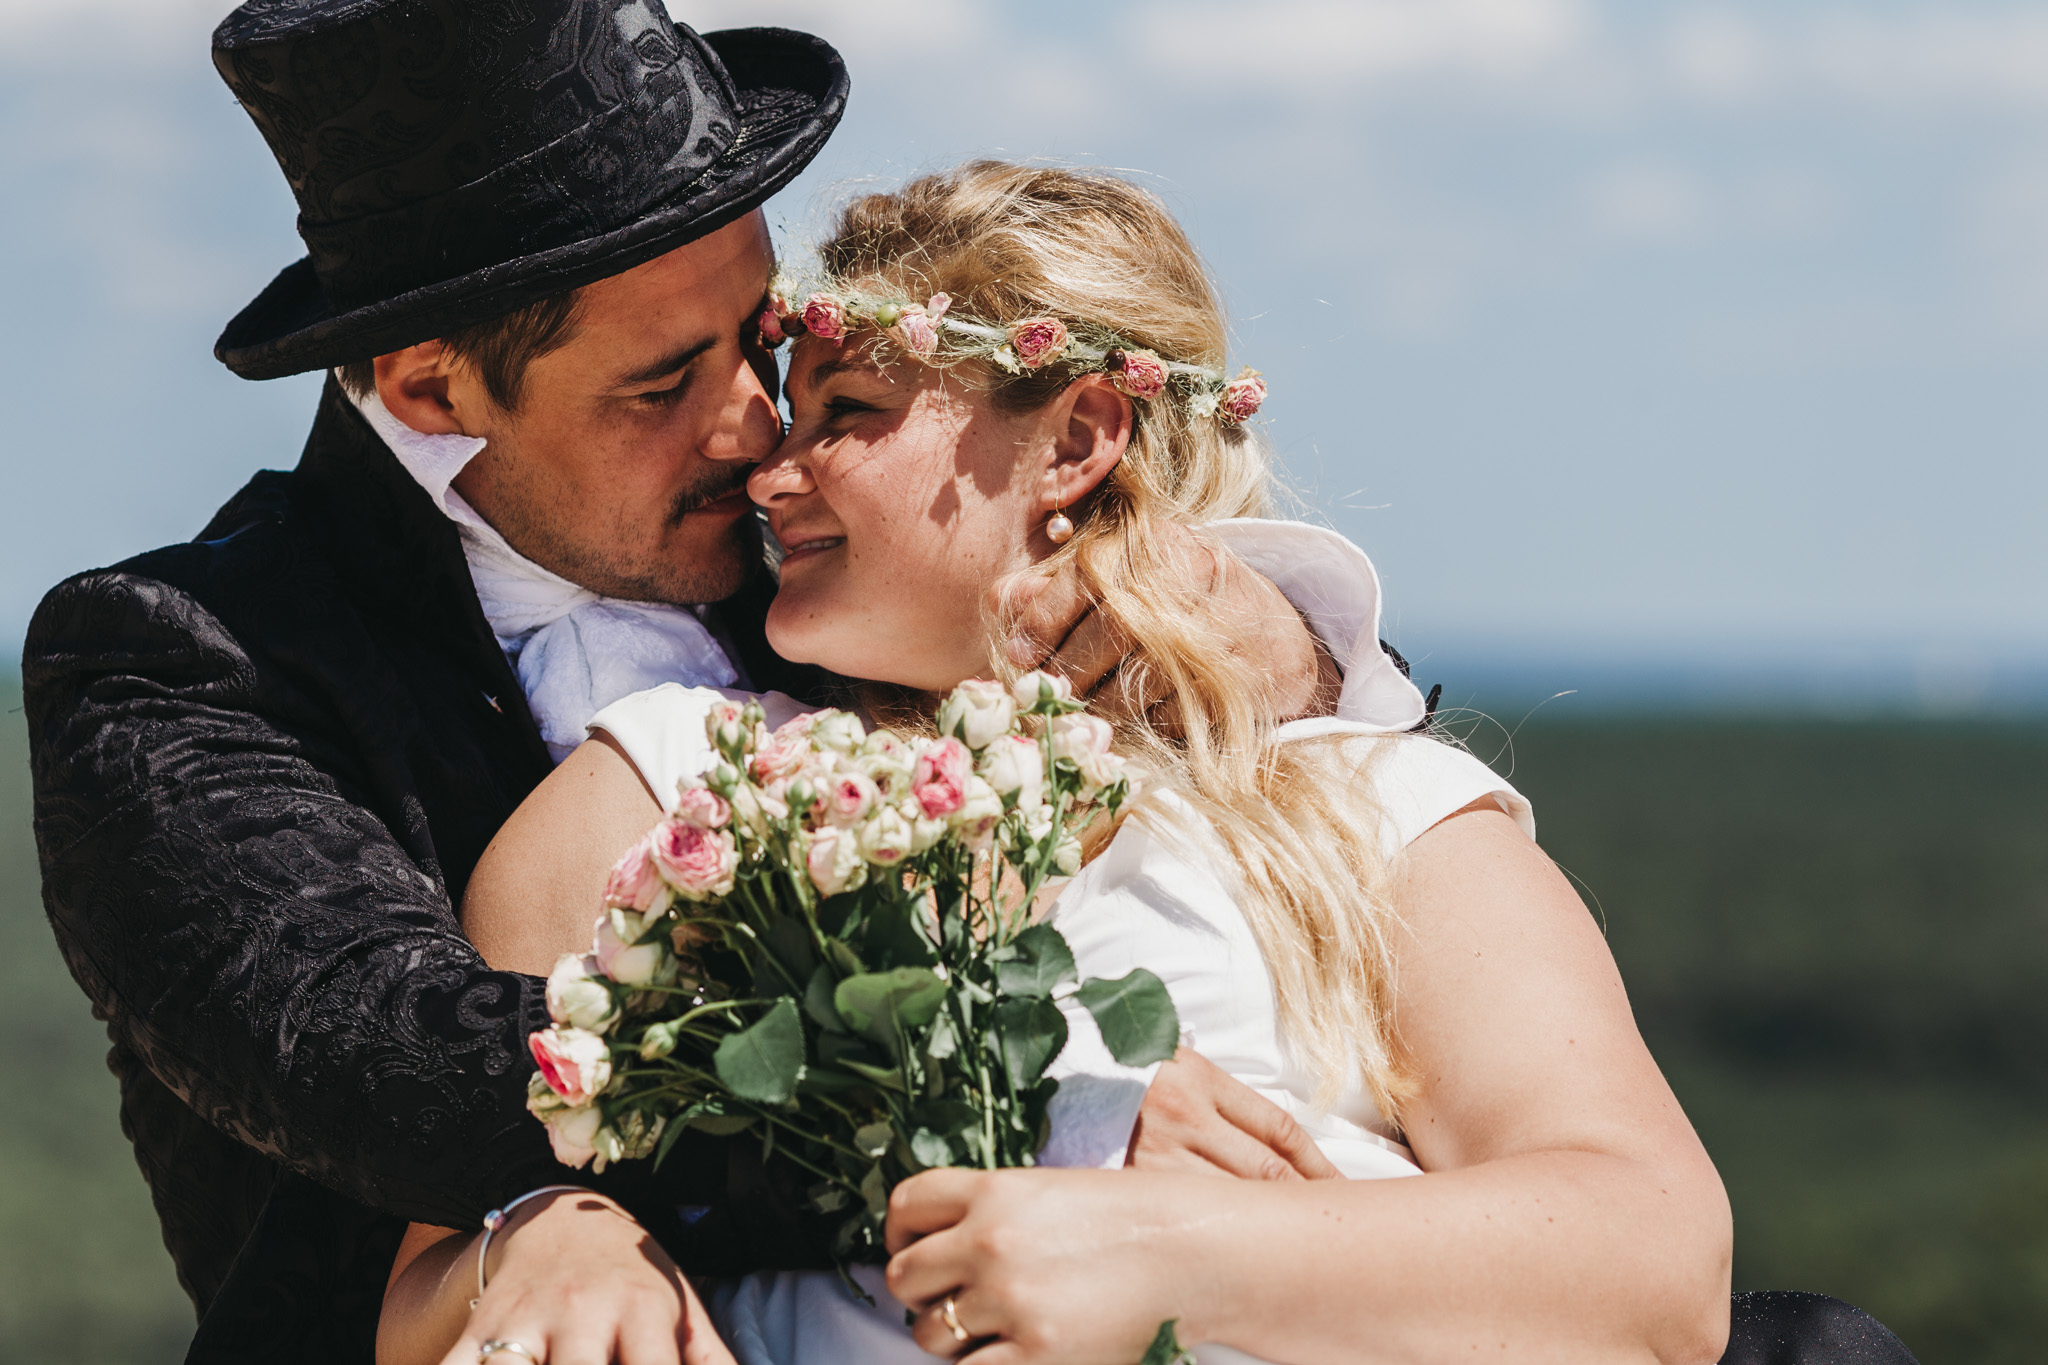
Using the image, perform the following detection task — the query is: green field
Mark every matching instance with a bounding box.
[3,687,2043,1363]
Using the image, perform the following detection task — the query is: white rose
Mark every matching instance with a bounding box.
[544,1104,603,1169]
[1052,829,1084,875]
[1010,670,1074,709]
[1049,712,1113,765]
[545,952,618,1033]
[937,679,1016,750]
[809,710,867,755]
[595,911,670,988]
[978,734,1045,812]
[856,804,914,865]
[908,814,948,853]
[806,826,869,896]
[952,776,1004,845]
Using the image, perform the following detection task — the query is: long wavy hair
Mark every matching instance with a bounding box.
[819,162,1412,1119]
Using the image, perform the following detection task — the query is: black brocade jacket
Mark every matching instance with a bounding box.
[24,379,829,1363]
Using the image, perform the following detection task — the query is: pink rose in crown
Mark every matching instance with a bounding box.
[926,293,952,321]
[672,785,731,831]
[531,1026,612,1106]
[758,308,786,347]
[650,817,739,900]
[751,715,813,785]
[1008,317,1069,368]
[891,307,939,357]
[803,293,847,342]
[1219,368,1266,423]
[910,737,972,819]
[603,832,665,912]
[1110,349,1169,401]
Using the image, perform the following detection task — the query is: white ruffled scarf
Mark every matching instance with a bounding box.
[345,385,738,763]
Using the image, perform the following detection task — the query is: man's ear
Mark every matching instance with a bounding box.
[372,341,467,436]
[1042,374,1133,514]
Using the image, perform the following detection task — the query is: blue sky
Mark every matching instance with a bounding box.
[2,0,2044,707]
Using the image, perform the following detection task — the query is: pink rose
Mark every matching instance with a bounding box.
[910,737,972,819]
[758,308,786,347]
[803,293,847,343]
[530,1027,612,1107]
[891,308,940,357]
[1219,368,1266,423]
[751,715,813,785]
[926,293,952,321]
[650,817,739,900]
[821,769,880,826]
[1109,349,1168,401]
[1007,317,1069,368]
[672,785,731,831]
[602,832,665,912]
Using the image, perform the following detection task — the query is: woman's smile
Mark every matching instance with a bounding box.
[777,532,846,567]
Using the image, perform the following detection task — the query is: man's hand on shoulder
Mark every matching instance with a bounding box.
[997,521,1341,728]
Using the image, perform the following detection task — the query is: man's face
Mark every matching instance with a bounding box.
[445,212,782,606]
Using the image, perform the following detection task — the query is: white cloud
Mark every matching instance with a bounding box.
[1130,0,1591,87]
[1586,161,1706,243]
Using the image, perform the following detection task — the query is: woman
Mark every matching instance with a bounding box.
[380,162,1733,1364]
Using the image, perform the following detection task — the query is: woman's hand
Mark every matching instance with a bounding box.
[380,1190,736,1365]
[884,1168,1200,1364]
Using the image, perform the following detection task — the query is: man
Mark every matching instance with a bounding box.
[24,3,1340,1361]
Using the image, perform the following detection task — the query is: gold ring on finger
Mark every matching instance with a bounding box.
[941,1294,969,1344]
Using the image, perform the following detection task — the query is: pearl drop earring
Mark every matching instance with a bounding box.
[1046,489,1074,545]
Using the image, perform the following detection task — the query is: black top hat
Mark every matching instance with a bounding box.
[211,0,848,379]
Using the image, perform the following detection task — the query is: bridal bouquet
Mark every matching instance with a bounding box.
[524,674,1180,1263]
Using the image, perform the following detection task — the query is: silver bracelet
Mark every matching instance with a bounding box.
[472,1184,594,1307]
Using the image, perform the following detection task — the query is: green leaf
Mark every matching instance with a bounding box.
[834,967,948,1052]
[1139,1319,1194,1365]
[993,996,1069,1092]
[863,896,937,968]
[839,1058,910,1093]
[804,964,847,1033]
[994,922,1077,998]
[1077,969,1180,1067]
[909,1129,953,1170]
[685,1111,756,1136]
[712,998,806,1103]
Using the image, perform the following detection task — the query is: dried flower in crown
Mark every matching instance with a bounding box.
[1218,367,1266,424]
[758,266,1268,427]
[802,293,847,343]
[1107,348,1169,401]
[1006,317,1070,369]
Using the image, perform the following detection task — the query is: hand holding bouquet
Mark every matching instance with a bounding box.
[526,674,1181,1264]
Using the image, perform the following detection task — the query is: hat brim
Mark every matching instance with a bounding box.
[216,26,847,380]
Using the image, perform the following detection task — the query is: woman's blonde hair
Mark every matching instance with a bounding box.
[820,161,1412,1119]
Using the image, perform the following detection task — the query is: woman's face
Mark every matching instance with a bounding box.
[748,341,1057,690]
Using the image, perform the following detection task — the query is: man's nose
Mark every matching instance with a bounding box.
[702,353,783,466]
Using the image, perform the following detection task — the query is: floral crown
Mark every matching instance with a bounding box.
[758,275,1266,424]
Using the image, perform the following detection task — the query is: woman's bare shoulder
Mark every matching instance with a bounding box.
[462,734,663,976]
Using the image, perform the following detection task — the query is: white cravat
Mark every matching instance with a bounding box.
[344,383,738,763]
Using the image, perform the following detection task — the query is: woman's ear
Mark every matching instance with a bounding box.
[373,341,467,435]
[1041,374,1133,514]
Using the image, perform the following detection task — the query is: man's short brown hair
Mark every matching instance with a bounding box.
[336,287,584,412]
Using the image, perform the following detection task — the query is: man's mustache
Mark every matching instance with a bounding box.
[668,468,757,525]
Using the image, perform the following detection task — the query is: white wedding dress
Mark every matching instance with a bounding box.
[587,521,1534,1365]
